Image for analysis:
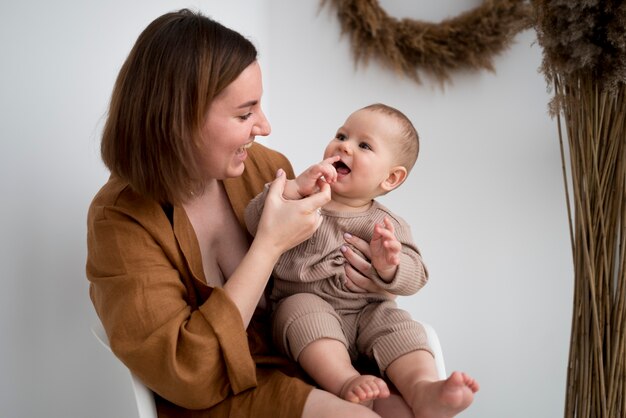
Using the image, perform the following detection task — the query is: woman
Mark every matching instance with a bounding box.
[87,9,393,417]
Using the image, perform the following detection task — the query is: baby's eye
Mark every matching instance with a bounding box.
[239,113,253,121]
[335,133,346,141]
[359,142,372,150]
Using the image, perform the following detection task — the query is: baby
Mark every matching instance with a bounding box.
[245,103,478,417]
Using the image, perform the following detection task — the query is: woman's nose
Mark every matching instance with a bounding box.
[253,110,271,136]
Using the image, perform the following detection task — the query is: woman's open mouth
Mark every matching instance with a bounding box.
[236,141,254,155]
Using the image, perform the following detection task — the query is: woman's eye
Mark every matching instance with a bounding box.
[239,113,253,121]
[359,142,371,150]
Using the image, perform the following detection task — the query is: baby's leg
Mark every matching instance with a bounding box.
[385,350,479,418]
[298,338,390,405]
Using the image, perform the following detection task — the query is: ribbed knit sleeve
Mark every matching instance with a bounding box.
[244,184,270,237]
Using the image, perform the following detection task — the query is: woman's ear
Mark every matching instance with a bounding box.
[381,166,408,192]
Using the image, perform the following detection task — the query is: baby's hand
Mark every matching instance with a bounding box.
[292,156,340,198]
[369,217,401,281]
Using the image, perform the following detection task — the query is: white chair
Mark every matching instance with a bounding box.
[422,322,447,379]
[91,320,446,417]
[91,322,158,418]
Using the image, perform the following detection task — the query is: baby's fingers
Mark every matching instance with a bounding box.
[320,156,339,183]
[374,225,395,241]
[322,155,341,165]
[382,216,395,233]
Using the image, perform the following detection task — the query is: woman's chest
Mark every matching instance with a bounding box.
[184,185,249,287]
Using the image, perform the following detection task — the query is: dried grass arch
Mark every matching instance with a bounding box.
[322,0,533,84]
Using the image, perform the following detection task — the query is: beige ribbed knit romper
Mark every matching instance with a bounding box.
[245,189,432,373]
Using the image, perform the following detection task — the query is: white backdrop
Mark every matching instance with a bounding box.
[0,1,572,417]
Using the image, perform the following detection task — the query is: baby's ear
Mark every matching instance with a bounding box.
[381,166,407,192]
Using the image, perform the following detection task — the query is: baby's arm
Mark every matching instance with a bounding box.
[282,156,340,200]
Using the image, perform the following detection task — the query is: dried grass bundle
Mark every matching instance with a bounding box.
[533,1,626,417]
[321,0,532,84]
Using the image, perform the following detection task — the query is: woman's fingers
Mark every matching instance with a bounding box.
[268,168,330,213]
[343,259,395,298]
[306,179,332,210]
[340,243,373,278]
[267,168,287,198]
[343,232,372,260]
[343,262,369,293]
[341,236,397,299]
[259,169,330,253]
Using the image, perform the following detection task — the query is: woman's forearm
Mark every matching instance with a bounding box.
[222,238,280,327]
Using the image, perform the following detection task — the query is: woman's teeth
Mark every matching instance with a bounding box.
[237,142,253,154]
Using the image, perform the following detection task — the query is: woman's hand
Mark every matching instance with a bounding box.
[255,169,331,257]
[341,233,396,299]
[283,156,340,199]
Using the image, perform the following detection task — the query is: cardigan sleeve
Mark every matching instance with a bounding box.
[87,187,256,410]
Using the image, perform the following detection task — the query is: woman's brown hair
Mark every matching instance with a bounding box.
[101,9,257,204]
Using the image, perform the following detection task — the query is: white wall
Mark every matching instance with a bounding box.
[0,1,572,417]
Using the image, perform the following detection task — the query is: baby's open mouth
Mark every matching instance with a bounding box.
[333,160,351,175]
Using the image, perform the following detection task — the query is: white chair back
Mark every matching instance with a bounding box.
[421,322,447,379]
[91,322,158,418]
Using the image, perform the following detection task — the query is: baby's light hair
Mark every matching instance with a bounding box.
[361,103,419,174]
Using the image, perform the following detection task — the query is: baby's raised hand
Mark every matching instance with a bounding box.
[292,156,340,198]
[370,217,401,281]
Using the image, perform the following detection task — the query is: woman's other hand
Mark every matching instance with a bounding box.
[340,233,396,299]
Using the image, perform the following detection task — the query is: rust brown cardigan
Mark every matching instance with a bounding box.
[87,143,312,417]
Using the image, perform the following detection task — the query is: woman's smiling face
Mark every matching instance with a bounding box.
[199,61,271,180]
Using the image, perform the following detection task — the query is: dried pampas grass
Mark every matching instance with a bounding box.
[321,0,532,84]
[534,1,626,417]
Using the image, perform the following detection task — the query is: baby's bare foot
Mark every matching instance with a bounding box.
[411,371,479,418]
[340,374,390,406]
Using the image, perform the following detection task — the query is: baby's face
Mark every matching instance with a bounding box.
[323,109,402,200]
